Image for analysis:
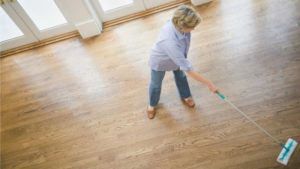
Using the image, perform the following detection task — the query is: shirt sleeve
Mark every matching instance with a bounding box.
[161,40,193,71]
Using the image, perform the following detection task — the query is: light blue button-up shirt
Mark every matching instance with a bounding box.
[149,20,193,71]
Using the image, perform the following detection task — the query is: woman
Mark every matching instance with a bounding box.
[147,5,218,119]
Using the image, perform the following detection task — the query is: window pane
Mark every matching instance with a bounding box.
[0,6,24,42]
[98,0,133,12]
[17,0,67,30]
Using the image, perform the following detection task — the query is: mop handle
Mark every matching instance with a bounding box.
[216,91,226,100]
[216,91,285,148]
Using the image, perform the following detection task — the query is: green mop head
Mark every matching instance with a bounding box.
[277,138,298,165]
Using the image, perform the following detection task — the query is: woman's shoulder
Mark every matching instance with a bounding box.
[159,21,178,41]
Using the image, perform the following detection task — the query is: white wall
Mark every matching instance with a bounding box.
[55,0,102,38]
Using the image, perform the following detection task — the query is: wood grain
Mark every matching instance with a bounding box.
[1,0,300,168]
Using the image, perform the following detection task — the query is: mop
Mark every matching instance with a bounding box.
[216,91,298,165]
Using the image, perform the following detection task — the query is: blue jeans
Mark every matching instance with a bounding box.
[149,69,192,107]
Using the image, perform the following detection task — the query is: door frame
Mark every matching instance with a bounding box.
[9,0,75,40]
[91,0,145,22]
[0,2,37,51]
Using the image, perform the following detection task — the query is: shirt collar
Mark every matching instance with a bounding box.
[169,20,186,40]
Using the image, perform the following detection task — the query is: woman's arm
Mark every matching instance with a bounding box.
[186,70,218,93]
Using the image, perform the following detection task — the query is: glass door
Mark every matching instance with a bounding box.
[10,0,75,39]
[92,0,145,21]
[1,0,75,52]
[0,2,36,51]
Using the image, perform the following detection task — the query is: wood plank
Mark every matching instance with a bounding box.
[1,0,300,168]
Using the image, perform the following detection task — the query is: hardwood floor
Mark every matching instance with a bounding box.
[1,0,300,168]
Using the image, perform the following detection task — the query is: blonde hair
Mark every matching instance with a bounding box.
[172,5,201,30]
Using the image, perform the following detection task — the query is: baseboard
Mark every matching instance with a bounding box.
[0,31,80,58]
[1,0,190,57]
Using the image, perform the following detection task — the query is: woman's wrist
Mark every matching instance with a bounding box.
[204,80,212,86]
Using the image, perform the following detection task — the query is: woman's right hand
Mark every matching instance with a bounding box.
[186,70,219,93]
[207,81,218,93]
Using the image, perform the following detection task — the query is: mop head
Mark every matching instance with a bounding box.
[277,138,298,165]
